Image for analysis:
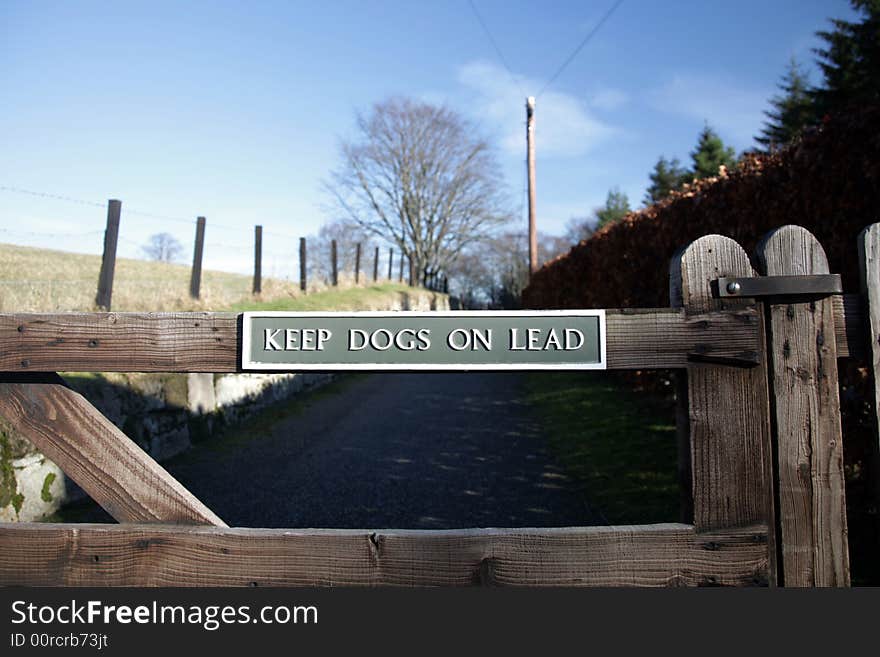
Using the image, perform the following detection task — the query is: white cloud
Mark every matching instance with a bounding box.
[650,73,770,147]
[457,61,621,158]
[591,88,629,111]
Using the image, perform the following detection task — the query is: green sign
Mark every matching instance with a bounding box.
[242,311,605,370]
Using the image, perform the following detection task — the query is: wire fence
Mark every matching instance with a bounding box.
[0,188,436,312]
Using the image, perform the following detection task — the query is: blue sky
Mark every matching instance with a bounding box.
[0,0,858,275]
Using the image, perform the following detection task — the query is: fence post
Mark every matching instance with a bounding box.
[373,246,379,282]
[299,237,307,293]
[355,243,361,284]
[670,234,775,584]
[408,257,415,287]
[858,223,880,520]
[331,240,338,286]
[95,199,121,310]
[252,225,262,295]
[443,275,448,294]
[399,253,404,282]
[189,216,206,299]
[758,225,849,587]
[388,248,393,280]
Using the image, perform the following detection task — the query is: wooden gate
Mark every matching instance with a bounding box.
[0,224,876,587]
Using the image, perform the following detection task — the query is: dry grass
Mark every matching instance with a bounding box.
[0,243,405,312]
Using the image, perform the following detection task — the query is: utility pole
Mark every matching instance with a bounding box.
[526,96,538,276]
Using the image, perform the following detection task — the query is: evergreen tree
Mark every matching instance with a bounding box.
[690,124,736,179]
[812,0,880,117]
[595,187,631,229]
[644,156,689,205]
[756,58,814,150]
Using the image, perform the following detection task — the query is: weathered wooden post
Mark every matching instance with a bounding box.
[398,253,404,282]
[408,256,415,287]
[189,216,206,299]
[670,234,774,584]
[388,248,393,280]
[331,239,338,287]
[252,225,262,295]
[299,237,307,292]
[95,199,121,310]
[858,223,880,514]
[758,225,849,587]
[373,246,379,282]
[354,243,361,284]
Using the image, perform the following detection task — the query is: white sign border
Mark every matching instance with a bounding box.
[241,310,607,371]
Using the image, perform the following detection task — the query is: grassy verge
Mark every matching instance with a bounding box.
[0,242,302,311]
[0,242,434,312]
[525,372,679,524]
[230,283,426,311]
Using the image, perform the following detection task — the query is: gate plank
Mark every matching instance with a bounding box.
[859,224,880,463]
[670,235,773,535]
[0,522,769,587]
[0,374,226,527]
[0,309,761,372]
[758,225,849,587]
[0,312,238,373]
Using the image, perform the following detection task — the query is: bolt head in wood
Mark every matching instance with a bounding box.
[726,281,741,295]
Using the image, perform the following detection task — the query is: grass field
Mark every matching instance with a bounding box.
[0,242,419,312]
[525,371,679,524]
[230,282,431,311]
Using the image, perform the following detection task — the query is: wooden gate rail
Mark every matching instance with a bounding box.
[0,223,875,587]
[0,303,862,373]
[0,523,768,587]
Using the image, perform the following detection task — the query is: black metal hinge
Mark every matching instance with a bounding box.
[714,274,842,299]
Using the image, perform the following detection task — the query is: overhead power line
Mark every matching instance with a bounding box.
[467,0,525,96]
[537,0,625,97]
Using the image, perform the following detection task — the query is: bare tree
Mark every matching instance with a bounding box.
[539,232,571,264]
[448,230,569,308]
[326,97,511,285]
[563,216,595,246]
[142,232,183,263]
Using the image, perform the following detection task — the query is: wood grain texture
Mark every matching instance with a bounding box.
[0,375,226,527]
[670,235,773,534]
[0,309,761,372]
[0,522,769,587]
[758,225,850,587]
[0,312,239,373]
[859,224,880,454]
[606,308,760,368]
